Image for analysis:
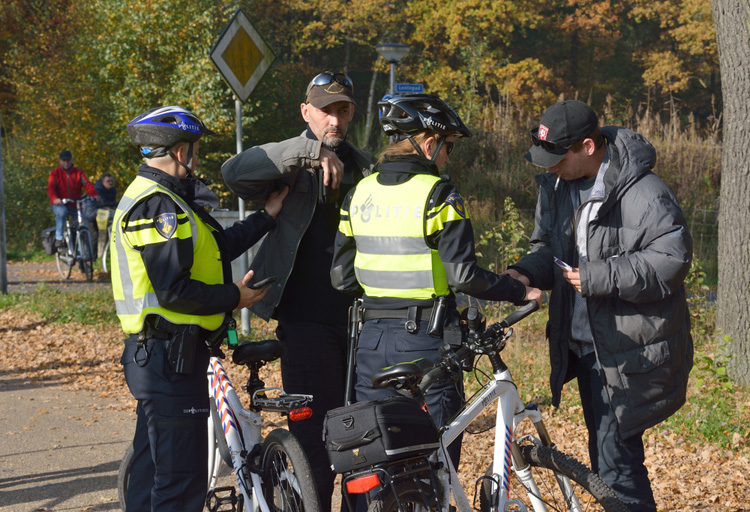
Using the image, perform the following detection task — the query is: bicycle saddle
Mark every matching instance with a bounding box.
[232,339,285,366]
[371,359,432,389]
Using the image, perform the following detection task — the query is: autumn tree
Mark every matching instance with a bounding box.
[711,0,750,384]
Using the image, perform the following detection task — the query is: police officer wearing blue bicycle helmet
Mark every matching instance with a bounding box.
[113,106,288,512]
[331,94,542,464]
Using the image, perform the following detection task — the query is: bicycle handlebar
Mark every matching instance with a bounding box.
[498,300,540,329]
[419,301,540,394]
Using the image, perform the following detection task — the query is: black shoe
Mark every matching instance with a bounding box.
[54,239,63,249]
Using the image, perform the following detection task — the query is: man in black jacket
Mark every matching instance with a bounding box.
[222,72,375,511]
[505,100,693,511]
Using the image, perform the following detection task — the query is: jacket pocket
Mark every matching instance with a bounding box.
[616,339,670,374]
[612,339,673,411]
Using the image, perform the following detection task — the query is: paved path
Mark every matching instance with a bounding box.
[4,260,111,294]
[0,373,133,512]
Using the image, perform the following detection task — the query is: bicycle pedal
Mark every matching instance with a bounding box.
[206,486,240,512]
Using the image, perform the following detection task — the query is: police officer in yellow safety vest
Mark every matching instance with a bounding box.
[113,106,288,512]
[330,94,543,464]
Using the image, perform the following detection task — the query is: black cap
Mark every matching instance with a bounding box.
[525,100,598,168]
[59,150,73,160]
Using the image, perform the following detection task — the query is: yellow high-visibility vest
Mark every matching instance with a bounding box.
[111,176,224,333]
[343,173,449,300]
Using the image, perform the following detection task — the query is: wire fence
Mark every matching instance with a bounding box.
[684,208,719,283]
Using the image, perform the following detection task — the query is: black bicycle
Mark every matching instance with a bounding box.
[55,198,95,282]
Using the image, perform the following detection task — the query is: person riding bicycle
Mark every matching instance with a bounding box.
[46,149,100,250]
[112,106,288,512]
[330,93,542,464]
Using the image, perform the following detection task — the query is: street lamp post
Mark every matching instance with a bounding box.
[376,43,410,94]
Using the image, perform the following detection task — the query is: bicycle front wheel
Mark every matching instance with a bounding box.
[102,237,110,273]
[259,428,321,512]
[480,444,628,512]
[78,230,94,282]
[55,251,74,279]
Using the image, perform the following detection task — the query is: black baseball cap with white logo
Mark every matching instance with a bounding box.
[525,100,598,168]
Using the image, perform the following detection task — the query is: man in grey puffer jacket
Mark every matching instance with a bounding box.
[504,100,693,511]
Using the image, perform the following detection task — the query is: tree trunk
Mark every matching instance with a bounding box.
[712,0,750,384]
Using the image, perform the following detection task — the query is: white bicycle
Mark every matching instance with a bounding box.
[330,302,628,512]
[118,339,322,512]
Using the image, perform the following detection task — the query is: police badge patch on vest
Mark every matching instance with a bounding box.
[444,193,466,218]
[155,213,178,239]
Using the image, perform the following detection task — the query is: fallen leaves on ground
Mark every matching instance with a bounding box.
[2,262,749,511]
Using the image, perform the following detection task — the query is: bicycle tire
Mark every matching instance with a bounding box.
[479,444,628,512]
[117,443,133,512]
[367,478,441,512]
[102,235,110,273]
[78,229,94,282]
[259,428,322,512]
[55,234,74,280]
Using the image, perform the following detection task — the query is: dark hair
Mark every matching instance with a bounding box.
[569,127,603,153]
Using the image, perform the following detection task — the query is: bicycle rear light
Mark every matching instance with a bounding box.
[345,474,381,494]
[289,407,313,421]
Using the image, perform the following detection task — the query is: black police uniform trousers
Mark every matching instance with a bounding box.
[354,317,464,465]
[121,335,210,512]
[276,320,348,512]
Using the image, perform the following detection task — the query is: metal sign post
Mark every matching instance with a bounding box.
[0,114,6,294]
[210,8,275,334]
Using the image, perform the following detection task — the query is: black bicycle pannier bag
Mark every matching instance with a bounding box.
[42,227,56,255]
[323,395,440,474]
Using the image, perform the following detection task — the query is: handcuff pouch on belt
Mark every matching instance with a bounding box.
[135,316,201,374]
[426,295,447,339]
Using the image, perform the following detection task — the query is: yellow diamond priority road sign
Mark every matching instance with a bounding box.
[210,9,275,104]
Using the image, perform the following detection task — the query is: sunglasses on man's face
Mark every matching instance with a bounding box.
[306,72,354,96]
[530,127,575,154]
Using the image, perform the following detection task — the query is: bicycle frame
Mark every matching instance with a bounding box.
[61,198,90,259]
[207,356,271,512]
[436,364,574,512]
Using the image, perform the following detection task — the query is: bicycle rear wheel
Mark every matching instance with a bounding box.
[367,478,441,512]
[480,444,628,512]
[78,230,94,282]
[117,443,133,511]
[259,428,321,512]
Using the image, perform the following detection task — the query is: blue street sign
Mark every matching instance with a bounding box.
[395,83,424,94]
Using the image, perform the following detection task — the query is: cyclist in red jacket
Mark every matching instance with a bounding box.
[47,150,99,249]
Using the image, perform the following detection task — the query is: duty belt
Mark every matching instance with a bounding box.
[362,306,434,322]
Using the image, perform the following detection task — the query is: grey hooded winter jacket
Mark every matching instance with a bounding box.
[221,135,374,320]
[510,126,693,438]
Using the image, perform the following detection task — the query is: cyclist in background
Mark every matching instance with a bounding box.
[85,173,118,258]
[113,106,288,512]
[46,149,99,250]
[330,94,542,465]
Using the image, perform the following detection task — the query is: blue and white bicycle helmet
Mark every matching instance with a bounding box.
[127,106,214,158]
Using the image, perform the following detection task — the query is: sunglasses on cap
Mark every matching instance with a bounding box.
[530,127,577,154]
[306,72,354,96]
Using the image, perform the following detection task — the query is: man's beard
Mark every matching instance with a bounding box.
[323,130,345,148]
